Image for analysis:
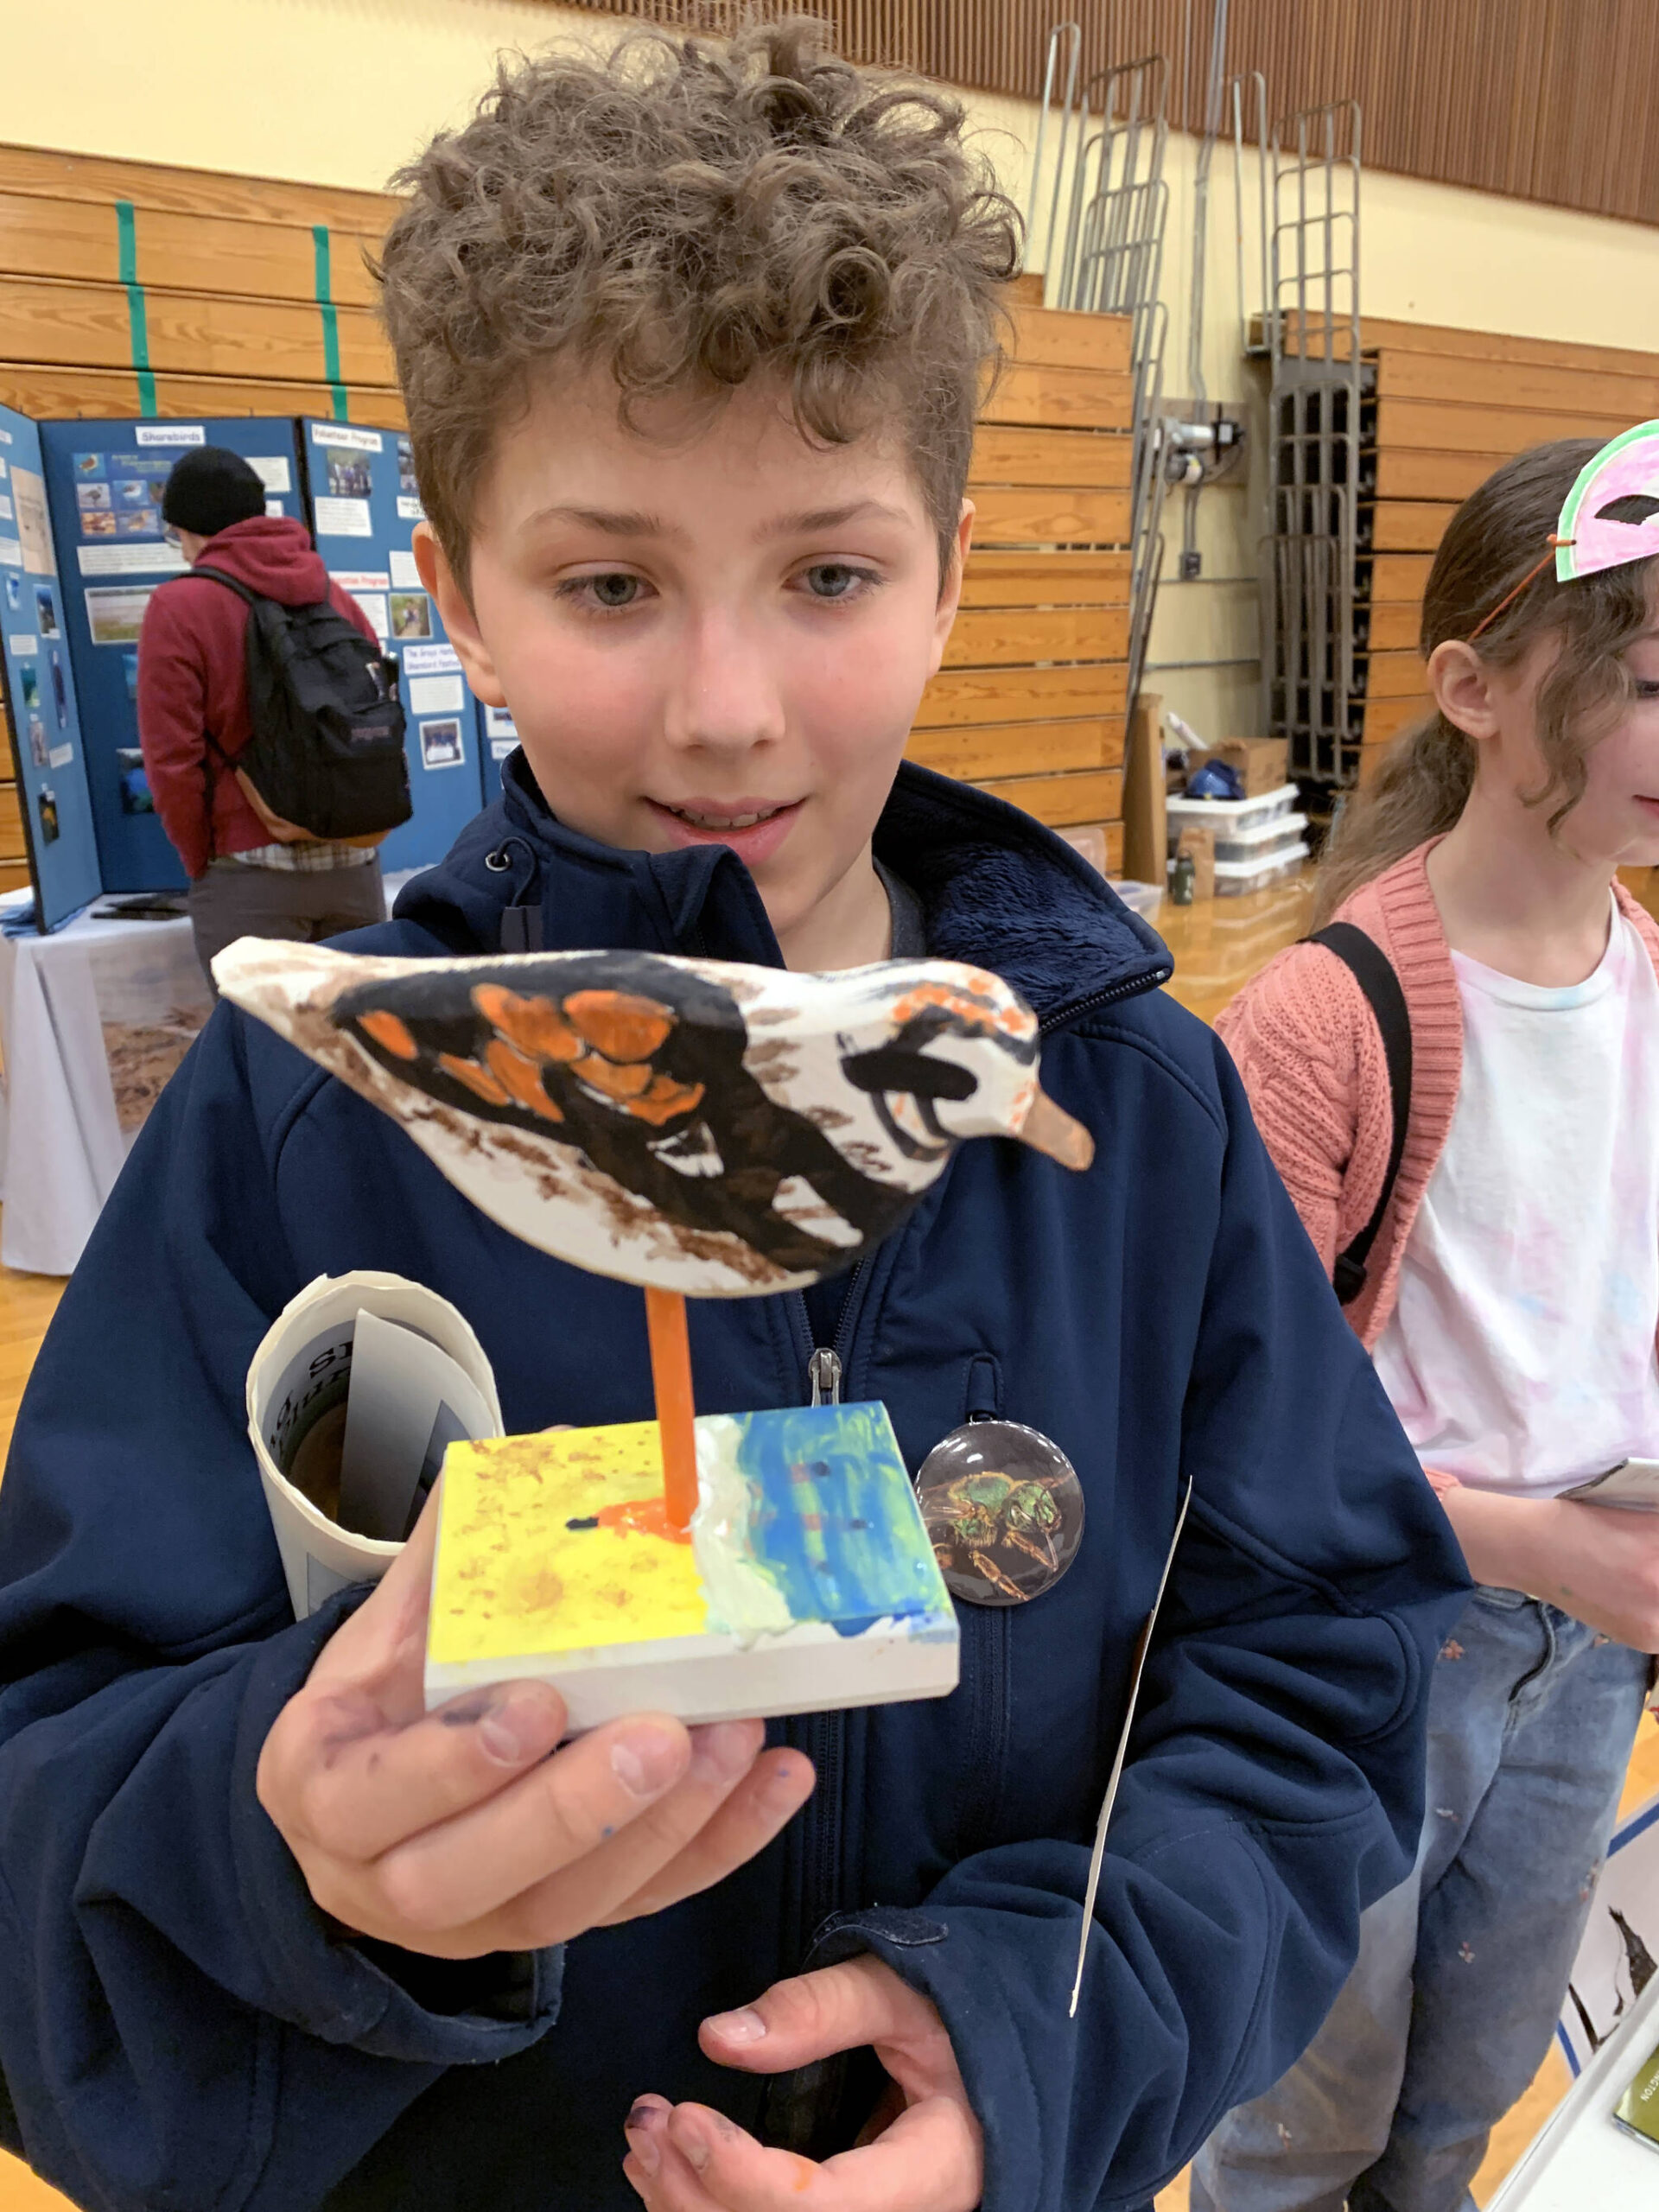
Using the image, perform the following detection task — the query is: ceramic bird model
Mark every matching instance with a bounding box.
[213,939,1094,1298]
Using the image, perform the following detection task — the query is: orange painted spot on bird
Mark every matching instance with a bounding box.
[626,1073,707,1126]
[563,990,675,1063]
[485,1037,564,1121]
[357,1008,420,1060]
[595,1495,694,1544]
[579,1055,656,1103]
[472,983,583,1062]
[438,1051,511,1106]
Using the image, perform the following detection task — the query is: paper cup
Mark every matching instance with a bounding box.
[247,1272,503,1620]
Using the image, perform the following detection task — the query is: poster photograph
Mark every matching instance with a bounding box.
[419,717,464,770]
[85,586,156,647]
[389,592,432,641]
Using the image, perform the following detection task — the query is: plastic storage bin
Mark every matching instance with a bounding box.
[1166,783,1300,842]
[1212,812,1307,866]
[1109,879,1163,920]
[1214,849,1307,896]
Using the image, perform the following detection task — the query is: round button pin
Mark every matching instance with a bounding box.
[915,1419,1085,1607]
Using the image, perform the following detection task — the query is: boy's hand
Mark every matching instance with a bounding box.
[257,1488,816,1958]
[622,1956,982,2211]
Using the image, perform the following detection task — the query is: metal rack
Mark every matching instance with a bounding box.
[1027,26,1173,711]
[1257,99,1367,788]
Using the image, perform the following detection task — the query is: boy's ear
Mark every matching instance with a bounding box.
[412,522,508,707]
[1427,638,1503,742]
[928,501,975,677]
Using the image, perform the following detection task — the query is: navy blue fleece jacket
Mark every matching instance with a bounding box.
[0,758,1468,2209]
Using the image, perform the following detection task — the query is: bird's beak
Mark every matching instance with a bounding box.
[1016,1085,1095,1172]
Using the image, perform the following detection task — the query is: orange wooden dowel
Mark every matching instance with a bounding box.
[644,1285,699,1534]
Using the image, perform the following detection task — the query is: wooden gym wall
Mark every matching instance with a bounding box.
[568,0,1659,227]
[0,149,1133,868]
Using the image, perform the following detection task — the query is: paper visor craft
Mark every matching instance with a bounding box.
[1556,419,1659,582]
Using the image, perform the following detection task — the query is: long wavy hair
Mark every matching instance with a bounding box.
[1314,440,1659,923]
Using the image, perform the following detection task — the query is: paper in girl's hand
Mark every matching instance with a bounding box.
[1561,1459,1659,1512]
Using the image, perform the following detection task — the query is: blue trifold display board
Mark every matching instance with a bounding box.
[299,420,486,873]
[39,415,306,893]
[479,703,518,804]
[0,405,103,929]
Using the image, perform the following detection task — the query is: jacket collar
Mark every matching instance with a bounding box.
[395,753,1171,1029]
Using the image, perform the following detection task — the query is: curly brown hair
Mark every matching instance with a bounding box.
[375,15,1020,590]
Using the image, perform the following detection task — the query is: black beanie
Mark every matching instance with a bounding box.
[160,448,267,538]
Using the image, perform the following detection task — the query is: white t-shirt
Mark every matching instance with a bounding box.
[1371,900,1659,1495]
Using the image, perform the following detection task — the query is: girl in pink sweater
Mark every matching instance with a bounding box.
[1193,438,1659,2212]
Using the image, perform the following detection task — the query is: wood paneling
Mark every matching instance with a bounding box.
[567,2,1659,226]
[915,662,1128,728]
[906,719,1123,780]
[969,487,1131,547]
[976,766,1123,829]
[1369,554,1435,603]
[1363,694,1432,746]
[981,362,1133,434]
[0,142,393,237]
[1366,601,1423,651]
[0,276,393,385]
[0,193,380,308]
[0,363,405,426]
[0,785,22,855]
[1005,307,1131,374]
[958,551,1132,607]
[969,425,1131,491]
[1375,449,1501,502]
[1371,503,1454,555]
[1364,650,1433,700]
[944,606,1130,668]
[1376,349,1659,419]
[1375,396,1632,457]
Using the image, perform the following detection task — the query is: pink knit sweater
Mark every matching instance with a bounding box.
[1216,841,1659,1373]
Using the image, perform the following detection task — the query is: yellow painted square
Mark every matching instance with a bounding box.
[429,1423,709,1665]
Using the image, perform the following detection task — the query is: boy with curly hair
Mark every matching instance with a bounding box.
[0,22,1465,2212]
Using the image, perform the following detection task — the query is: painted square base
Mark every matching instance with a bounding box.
[425,1402,959,1728]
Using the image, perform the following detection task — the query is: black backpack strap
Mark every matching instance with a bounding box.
[1302,922,1414,1306]
[186,563,257,608]
[175,566,264,854]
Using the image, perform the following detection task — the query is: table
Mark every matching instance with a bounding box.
[1490,1971,1659,2209]
[0,905,212,1274]
[0,874,416,1277]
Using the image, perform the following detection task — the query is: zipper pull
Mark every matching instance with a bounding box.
[809,1348,842,1408]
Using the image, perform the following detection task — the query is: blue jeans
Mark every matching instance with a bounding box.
[1191,1586,1649,2212]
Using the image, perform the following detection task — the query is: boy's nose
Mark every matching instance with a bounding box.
[661,609,788,754]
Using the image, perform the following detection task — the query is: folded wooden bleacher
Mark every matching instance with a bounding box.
[0,149,1134,878]
[1355,318,1659,781]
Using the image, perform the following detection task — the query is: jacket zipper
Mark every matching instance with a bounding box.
[783,963,1166,1961]
[789,1268,864,1961]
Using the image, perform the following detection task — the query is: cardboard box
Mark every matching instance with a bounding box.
[1175,824,1216,900]
[1123,693,1169,888]
[1190,738,1288,799]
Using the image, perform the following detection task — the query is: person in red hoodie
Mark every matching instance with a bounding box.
[138,447,387,983]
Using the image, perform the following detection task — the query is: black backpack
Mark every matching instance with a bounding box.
[188,567,412,843]
[1303,923,1414,1306]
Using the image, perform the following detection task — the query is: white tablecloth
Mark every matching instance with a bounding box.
[0,873,418,1277]
[0,907,211,1274]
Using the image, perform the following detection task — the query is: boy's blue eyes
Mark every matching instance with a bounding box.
[558,563,879,612]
